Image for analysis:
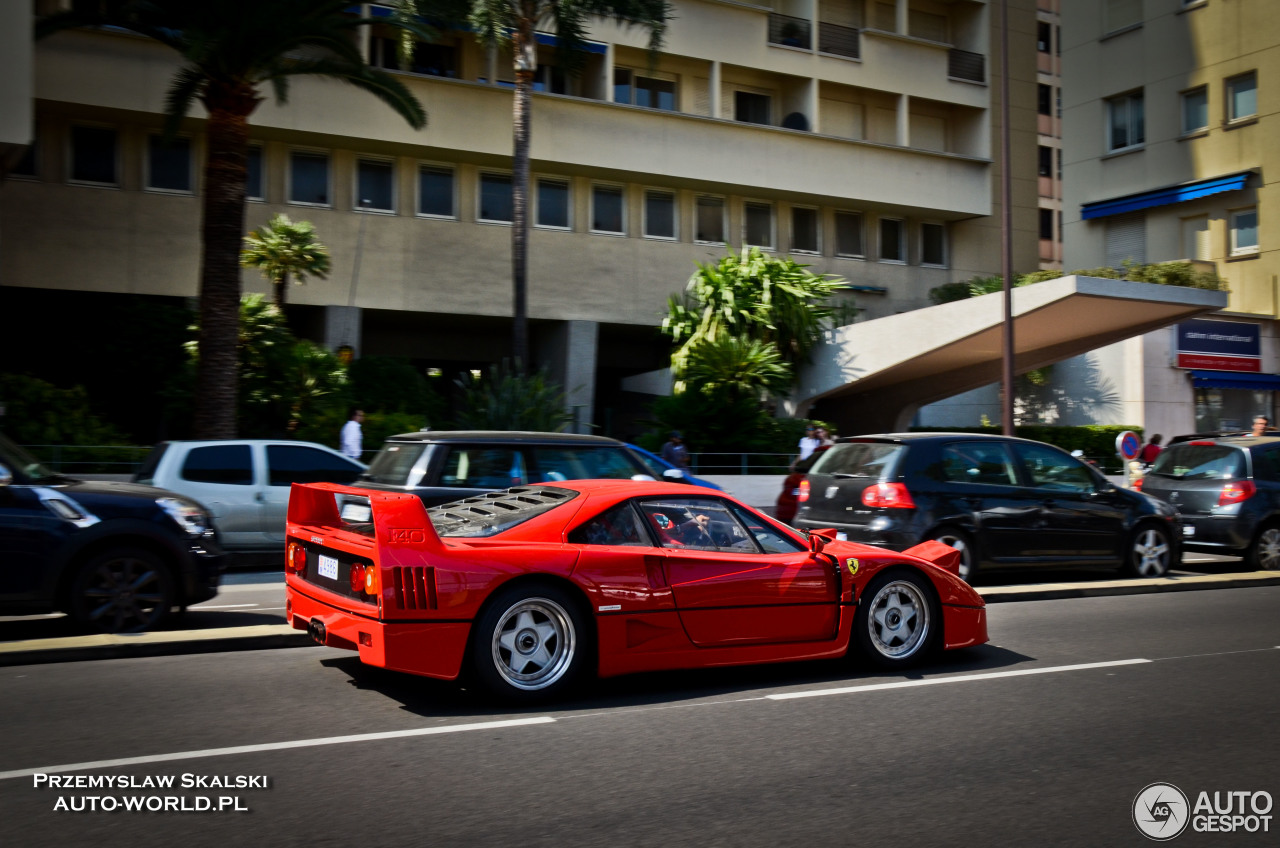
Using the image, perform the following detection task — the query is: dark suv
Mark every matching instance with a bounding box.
[356,431,688,507]
[1136,436,1280,569]
[794,433,1180,582]
[0,432,224,632]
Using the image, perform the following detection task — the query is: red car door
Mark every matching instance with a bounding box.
[637,497,839,647]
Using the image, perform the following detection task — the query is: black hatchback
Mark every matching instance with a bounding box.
[793,433,1180,582]
[1136,436,1280,570]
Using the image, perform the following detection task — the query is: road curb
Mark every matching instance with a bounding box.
[3,573,1279,666]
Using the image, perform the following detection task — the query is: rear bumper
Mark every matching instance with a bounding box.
[286,584,471,680]
[1178,513,1255,553]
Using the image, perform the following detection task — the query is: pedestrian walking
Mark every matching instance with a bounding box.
[660,431,689,468]
[341,408,364,460]
[1139,434,1163,465]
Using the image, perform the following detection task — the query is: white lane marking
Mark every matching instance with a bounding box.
[767,659,1152,700]
[191,604,259,609]
[0,717,555,781]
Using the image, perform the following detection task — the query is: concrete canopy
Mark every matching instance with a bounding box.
[797,275,1230,433]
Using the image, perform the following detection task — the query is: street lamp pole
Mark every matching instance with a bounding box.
[1000,0,1015,435]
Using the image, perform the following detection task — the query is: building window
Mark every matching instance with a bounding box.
[1226,72,1257,123]
[355,158,394,211]
[695,195,725,244]
[536,178,570,229]
[591,184,625,234]
[289,150,330,205]
[1230,207,1259,256]
[791,207,819,254]
[478,172,513,223]
[1181,86,1208,134]
[1106,91,1144,151]
[614,69,677,110]
[1039,209,1055,240]
[418,165,454,218]
[1103,0,1142,34]
[143,135,191,192]
[879,217,905,262]
[644,190,676,239]
[246,144,263,200]
[734,91,771,125]
[1038,145,1053,177]
[920,222,946,266]
[70,125,117,185]
[1037,21,1052,53]
[744,201,774,249]
[1038,84,1052,116]
[834,211,864,258]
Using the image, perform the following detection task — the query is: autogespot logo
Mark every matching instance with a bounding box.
[1133,783,1190,841]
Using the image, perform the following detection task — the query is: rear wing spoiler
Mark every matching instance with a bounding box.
[287,482,447,558]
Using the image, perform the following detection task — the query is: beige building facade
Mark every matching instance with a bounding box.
[1061,0,1280,437]
[1,0,1039,434]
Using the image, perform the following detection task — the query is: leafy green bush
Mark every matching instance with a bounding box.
[348,356,448,425]
[454,362,572,432]
[0,373,130,446]
[930,261,1228,305]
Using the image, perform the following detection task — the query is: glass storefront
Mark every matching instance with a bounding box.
[1194,387,1275,432]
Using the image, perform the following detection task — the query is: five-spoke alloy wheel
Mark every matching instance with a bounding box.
[1247,523,1280,570]
[854,570,939,669]
[473,584,588,701]
[1124,525,1172,578]
[70,547,175,633]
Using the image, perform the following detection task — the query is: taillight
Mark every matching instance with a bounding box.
[350,563,366,594]
[861,482,916,509]
[364,565,380,595]
[1219,480,1256,505]
[286,542,307,576]
[798,479,811,502]
[1131,477,1144,492]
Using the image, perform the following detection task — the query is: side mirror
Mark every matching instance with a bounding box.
[663,468,688,483]
[808,534,828,553]
[0,463,10,487]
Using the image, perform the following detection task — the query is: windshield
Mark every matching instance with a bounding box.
[0,431,60,483]
[361,442,430,486]
[1148,445,1246,480]
[810,442,904,479]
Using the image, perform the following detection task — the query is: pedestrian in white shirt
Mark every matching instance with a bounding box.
[341,409,364,460]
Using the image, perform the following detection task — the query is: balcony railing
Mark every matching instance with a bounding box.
[768,13,812,50]
[948,48,985,82]
[818,22,860,59]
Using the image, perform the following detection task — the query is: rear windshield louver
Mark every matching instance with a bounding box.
[392,565,437,611]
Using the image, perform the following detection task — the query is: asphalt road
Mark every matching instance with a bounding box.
[1,587,1277,847]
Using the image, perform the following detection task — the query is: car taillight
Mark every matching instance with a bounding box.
[798,480,811,503]
[1219,480,1256,505]
[350,563,366,594]
[1131,477,1144,492]
[286,542,307,576]
[862,482,916,509]
[365,565,380,595]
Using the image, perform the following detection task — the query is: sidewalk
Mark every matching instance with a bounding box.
[2,569,1277,667]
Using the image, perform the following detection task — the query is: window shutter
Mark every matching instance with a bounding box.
[1105,212,1146,268]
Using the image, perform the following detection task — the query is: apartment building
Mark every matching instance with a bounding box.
[0,0,1039,434]
[1062,0,1280,436]
[1036,0,1063,269]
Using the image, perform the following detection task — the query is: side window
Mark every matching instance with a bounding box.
[939,442,1019,486]
[1013,443,1096,493]
[727,504,805,553]
[532,448,642,482]
[439,448,525,488]
[637,498,755,552]
[568,502,649,547]
[180,445,253,485]
[1251,448,1280,482]
[266,445,362,486]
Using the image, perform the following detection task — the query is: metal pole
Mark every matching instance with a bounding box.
[1000,0,1015,435]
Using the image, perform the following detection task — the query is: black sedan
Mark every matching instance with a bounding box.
[793,432,1180,582]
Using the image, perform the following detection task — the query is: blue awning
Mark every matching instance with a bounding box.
[1081,172,1253,220]
[1189,370,1280,391]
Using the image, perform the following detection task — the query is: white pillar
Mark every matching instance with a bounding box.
[896,0,908,35]
[323,305,362,358]
[897,93,909,147]
[604,42,615,101]
[710,60,722,119]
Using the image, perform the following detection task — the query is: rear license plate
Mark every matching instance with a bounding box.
[1183,525,1195,537]
[318,554,339,580]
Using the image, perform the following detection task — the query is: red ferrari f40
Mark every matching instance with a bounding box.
[284,480,987,700]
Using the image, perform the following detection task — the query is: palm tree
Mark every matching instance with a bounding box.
[684,336,793,404]
[241,214,332,311]
[37,1,426,439]
[397,0,670,372]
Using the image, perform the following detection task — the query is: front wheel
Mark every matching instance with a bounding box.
[1246,523,1280,570]
[471,583,589,701]
[69,547,175,633]
[1123,524,1173,578]
[854,570,940,669]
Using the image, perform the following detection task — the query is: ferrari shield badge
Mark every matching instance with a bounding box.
[845,557,859,576]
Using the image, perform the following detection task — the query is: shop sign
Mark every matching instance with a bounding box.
[1176,319,1261,372]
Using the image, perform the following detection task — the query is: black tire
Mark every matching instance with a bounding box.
[1122,523,1173,578]
[930,527,978,584]
[471,582,589,702]
[69,547,176,633]
[1246,522,1280,571]
[854,569,940,669]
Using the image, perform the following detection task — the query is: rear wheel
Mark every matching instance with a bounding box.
[69,547,175,633]
[1247,523,1280,570]
[930,528,977,583]
[1123,524,1173,578]
[854,569,940,669]
[471,583,589,702]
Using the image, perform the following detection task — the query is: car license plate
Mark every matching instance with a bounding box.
[836,532,847,541]
[318,554,339,580]
[1182,525,1195,537]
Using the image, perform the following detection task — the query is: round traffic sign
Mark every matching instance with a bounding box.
[1117,430,1142,460]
